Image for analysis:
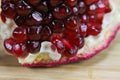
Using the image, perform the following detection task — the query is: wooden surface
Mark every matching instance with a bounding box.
[0,31,119,80]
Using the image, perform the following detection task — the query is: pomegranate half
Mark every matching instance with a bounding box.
[0,0,120,67]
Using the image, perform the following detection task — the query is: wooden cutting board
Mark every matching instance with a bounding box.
[0,31,119,80]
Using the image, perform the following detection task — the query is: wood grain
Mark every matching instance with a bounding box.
[0,31,119,80]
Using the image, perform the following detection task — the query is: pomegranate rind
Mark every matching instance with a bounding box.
[23,24,120,67]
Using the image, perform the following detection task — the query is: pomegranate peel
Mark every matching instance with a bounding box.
[0,0,120,67]
[23,24,120,67]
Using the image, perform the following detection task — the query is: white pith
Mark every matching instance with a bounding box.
[0,0,120,64]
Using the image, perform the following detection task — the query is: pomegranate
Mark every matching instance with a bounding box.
[0,0,120,67]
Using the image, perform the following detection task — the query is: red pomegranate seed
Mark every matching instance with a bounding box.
[26,11,43,26]
[26,41,41,53]
[72,36,85,48]
[51,20,64,33]
[27,26,43,40]
[102,0,111,12]
[80,14,89,23]
[42,13,53,25]
[50,0,63,7]
[16,0,32,16]
[88,4,98,15]
[25,0,40,6]
[4,38,15,53]
[89,14,98,22]
[63,29,78,40]
[13,27,28,42]
[85,0,98,5]
[62,39,72,50]
[40,26,52,41]
[0,12,6,23]
[2,0,11,3]
[78,1,86,14]
[96,13,104,23]
[65,16,79,30]
[71,6,79,15]
[12,42,28,57]
[36,1,48,12]
[53,4,71,19]
[62,39,78,55]
[51,34,64,53]
[1,2,16,19]
[14,16,26,26]
[87,22,102,36]
[65,0,77,7]
[4,38,28,57]
[79,23,88,37]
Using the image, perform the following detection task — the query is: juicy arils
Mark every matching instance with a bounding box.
[0,0,113,66]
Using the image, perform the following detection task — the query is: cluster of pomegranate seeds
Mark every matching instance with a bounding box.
[1,0,111,58]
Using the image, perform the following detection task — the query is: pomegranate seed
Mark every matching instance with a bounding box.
[51,20,64,33]
[80,14,89,23]
[43,13,53,25]
[88,4,98,15]
[51,34,64,53]
[12,42,28,57]
[26,11,43,26]
[79,23,88,37]
[63,29,78,40]
[26,41,41,53]
[4,38,14,53]
[1,2,16,18]
[14,16,26,26]
[16,0,32,16]
[4,38,28,57]
[2,0,11,3]
[71,6,79,15]
[102,0,111,12]
[13,27,28,42]
[25,0,40,6]
[50,0,63,7]
[40,26,52,41]
[0,12,6,23]
[65,16,79,30]
[85,0,98,5]
[87,22,102,36]
[62,39,78,55]
[78,1,87,14]
[36,1,48,12]
[27,26,43,40]
[65,0,77,7]
[72,36,84,48]
[53,4,71,19]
